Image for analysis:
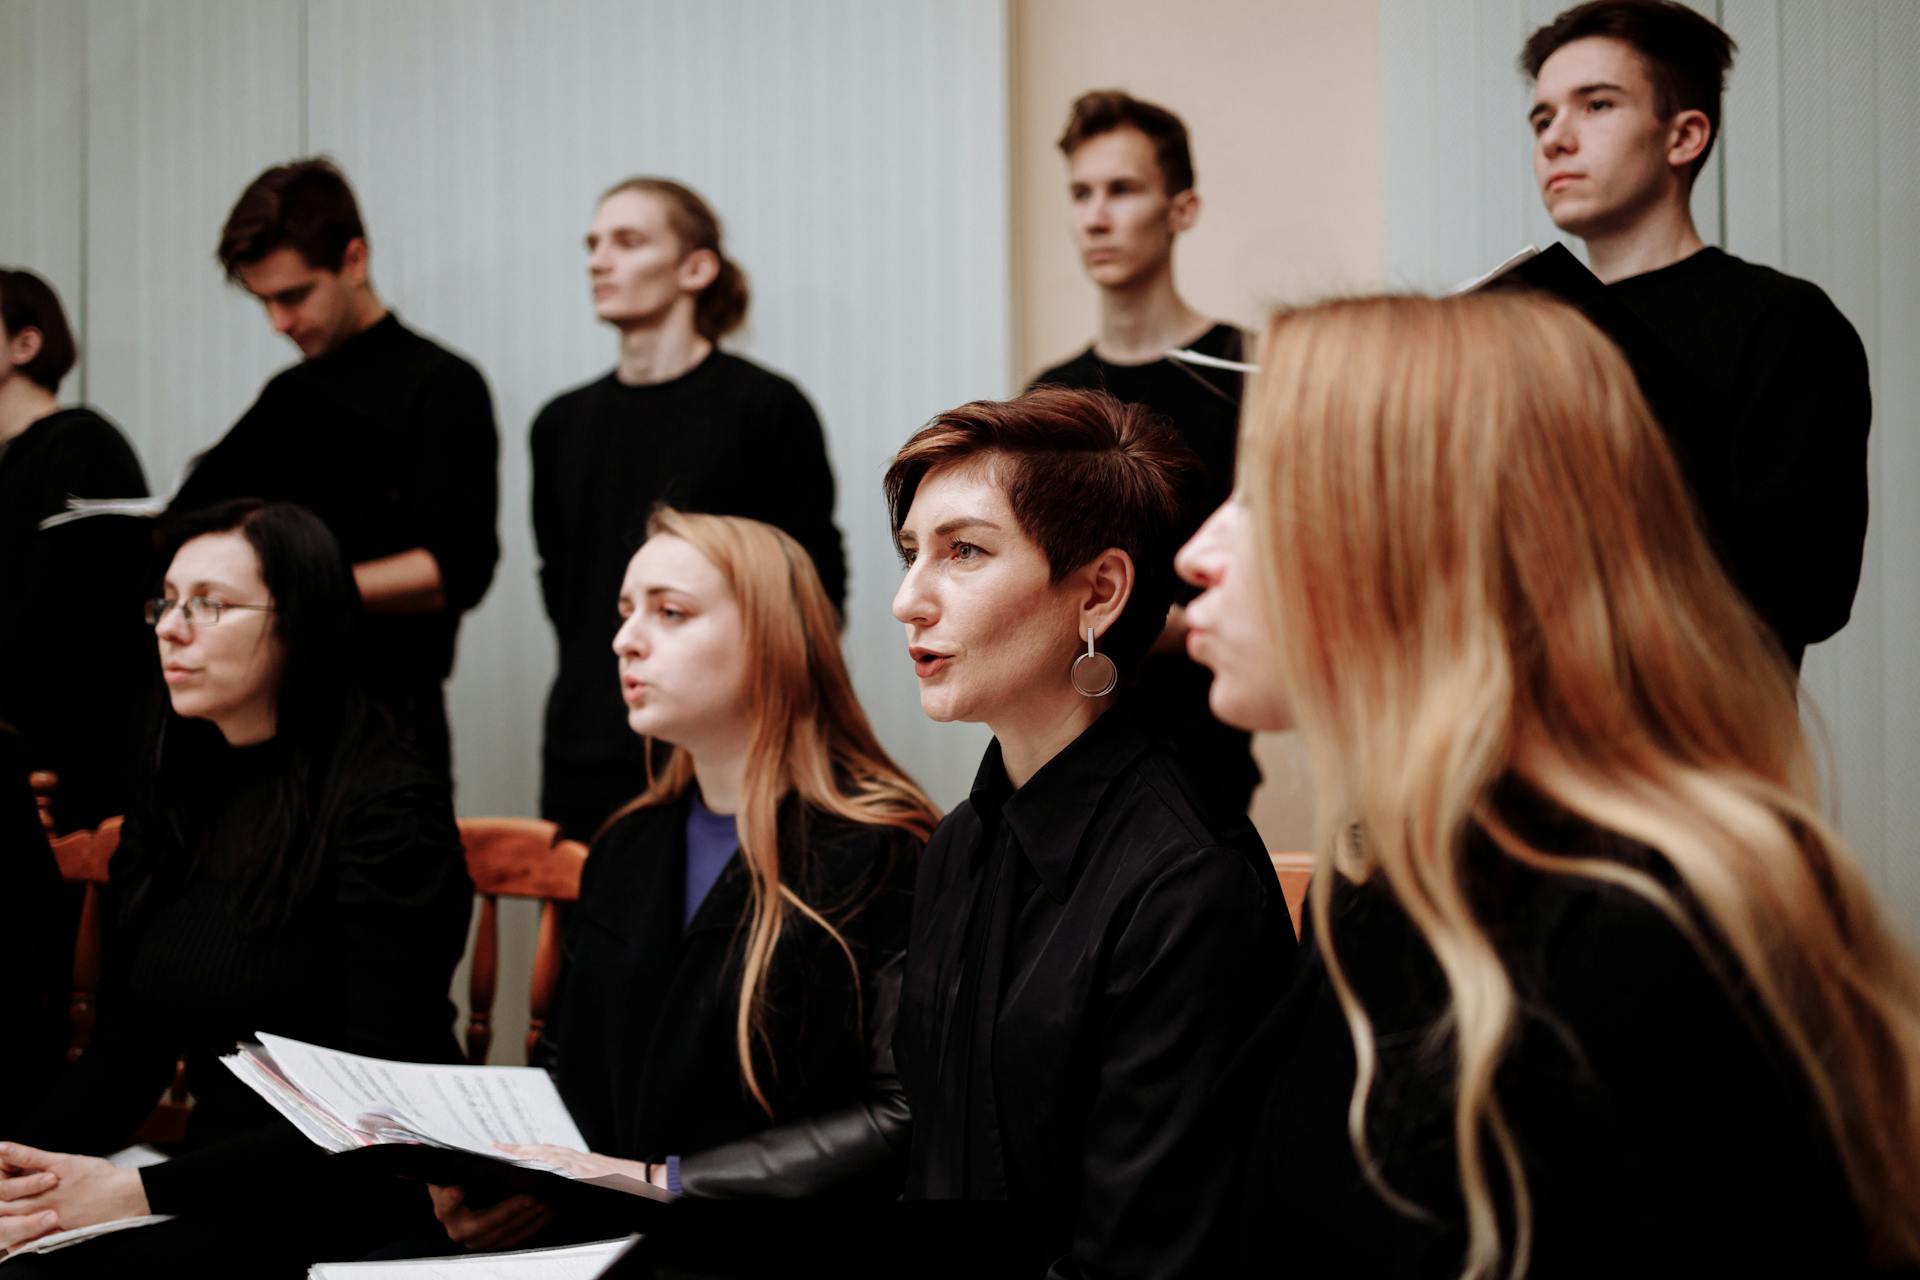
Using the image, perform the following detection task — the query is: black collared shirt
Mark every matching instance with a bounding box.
[896,706,1294,1278]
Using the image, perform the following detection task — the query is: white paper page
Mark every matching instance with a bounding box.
[257,1033,588,1157]
[221,1050,366,1152]
[0,1215,173,1262]
[1448,245,1542,295]
[307,1236,637,1279]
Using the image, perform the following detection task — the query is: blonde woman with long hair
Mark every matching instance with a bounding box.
[424,510,936,1253]
[1177,292,1920,1278]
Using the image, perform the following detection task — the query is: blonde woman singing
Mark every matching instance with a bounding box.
[1177,292,1920,1278]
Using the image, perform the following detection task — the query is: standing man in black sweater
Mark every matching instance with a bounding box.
[171,159,500,779]
[1030,91,1259,820]
[532,178,845,840]
[1522,1,1871,670]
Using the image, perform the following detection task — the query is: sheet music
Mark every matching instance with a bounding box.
[0,1216,173,1262]
[253,1033,588,1157]
[1448,245,1542,295]
[307,1236,638,1278]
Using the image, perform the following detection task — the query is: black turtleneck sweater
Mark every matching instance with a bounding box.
[530,352,846,837]
[170,313,500,701]
[0,407,152,829]
[13,732,473,1217]
[1606,248,1870,668]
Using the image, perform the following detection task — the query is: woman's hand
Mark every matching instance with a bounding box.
[0,1143,148,1249]
[498,1143,670,1190]
[425,1185,554,1252]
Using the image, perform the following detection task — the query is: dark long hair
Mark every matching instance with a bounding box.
[118,499,385,933]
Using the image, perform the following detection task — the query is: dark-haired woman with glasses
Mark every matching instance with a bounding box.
[0,499,472,1276]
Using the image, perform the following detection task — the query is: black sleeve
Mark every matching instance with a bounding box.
[757,385,846,614]
[10,817,182,1156]
[1721,290,1872,655]
[1051,848,1282,1280]
[403,358,501,615]
[675,952,910,1198]
[1511,888,1861,1275]
[324,768,473,1063]
[529,401,565,627]
[169,393,274,517]
[137,1125,325,1216]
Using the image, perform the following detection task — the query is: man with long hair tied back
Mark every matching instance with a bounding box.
[1177,292,1920,1278]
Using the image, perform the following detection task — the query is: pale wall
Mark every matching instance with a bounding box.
[1010,0,1385,850]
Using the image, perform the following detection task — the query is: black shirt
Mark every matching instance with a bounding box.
[547,792,914,1195]
[1237,815,1877,1277]
[896,707,1293,1278]
[14,732,473,1217]
[530,353,846,831]
[0,407,151,829]
[170,313,501,691]
[1031,324,1260,817]
[1607,248,1870,668]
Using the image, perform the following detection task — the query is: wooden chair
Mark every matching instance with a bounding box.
[29,769,58,836]
[458,817,589,1065]
[1270,851,1313,940]
[45,816,121,1063]
[46,812,194,1144]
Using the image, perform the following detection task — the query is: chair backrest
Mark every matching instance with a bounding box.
[29,770,58,835]
[457,817,589,1065]
[1269,851,1313,941]
[48,817,123,1061]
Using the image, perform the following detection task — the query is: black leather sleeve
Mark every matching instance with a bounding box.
[674,953,911,1199]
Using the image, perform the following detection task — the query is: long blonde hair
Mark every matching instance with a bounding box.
[1239,292,1920,1276]
[609,509,938,1117]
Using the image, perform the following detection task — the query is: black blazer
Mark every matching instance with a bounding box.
[896,706,1295,1278]
[545,790,918,1197]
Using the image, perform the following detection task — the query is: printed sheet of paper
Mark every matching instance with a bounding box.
[0,1215,174,1263]
[307,1236,638,1279]
[256,1032,588,1158]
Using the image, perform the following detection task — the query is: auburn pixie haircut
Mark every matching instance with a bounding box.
[1521,0,1736,183]
[1057,89,1196,196]
[217,157,368,280]
[883,385,1199,675]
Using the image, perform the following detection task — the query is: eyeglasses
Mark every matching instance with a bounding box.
[144,596,275,627]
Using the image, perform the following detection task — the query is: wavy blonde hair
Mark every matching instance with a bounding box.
[1238,292,1920,1276]
[608,509,938,1117]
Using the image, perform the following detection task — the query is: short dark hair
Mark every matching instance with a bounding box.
[1521,0,1736,184]
[0,268,78,393]
[883,386,1200,677]
[1057,90,1196,196]
[217,157,368,280]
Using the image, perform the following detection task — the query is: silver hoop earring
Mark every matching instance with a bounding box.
[1070,626,1118,698]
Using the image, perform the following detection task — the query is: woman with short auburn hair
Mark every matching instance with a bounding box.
[1177,291,1920,1277]
[884,385,1294,1278]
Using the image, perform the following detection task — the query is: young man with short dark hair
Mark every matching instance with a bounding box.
[1030,90,1259,819]
[172,158,500,778]
[1523,0,1871,669]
